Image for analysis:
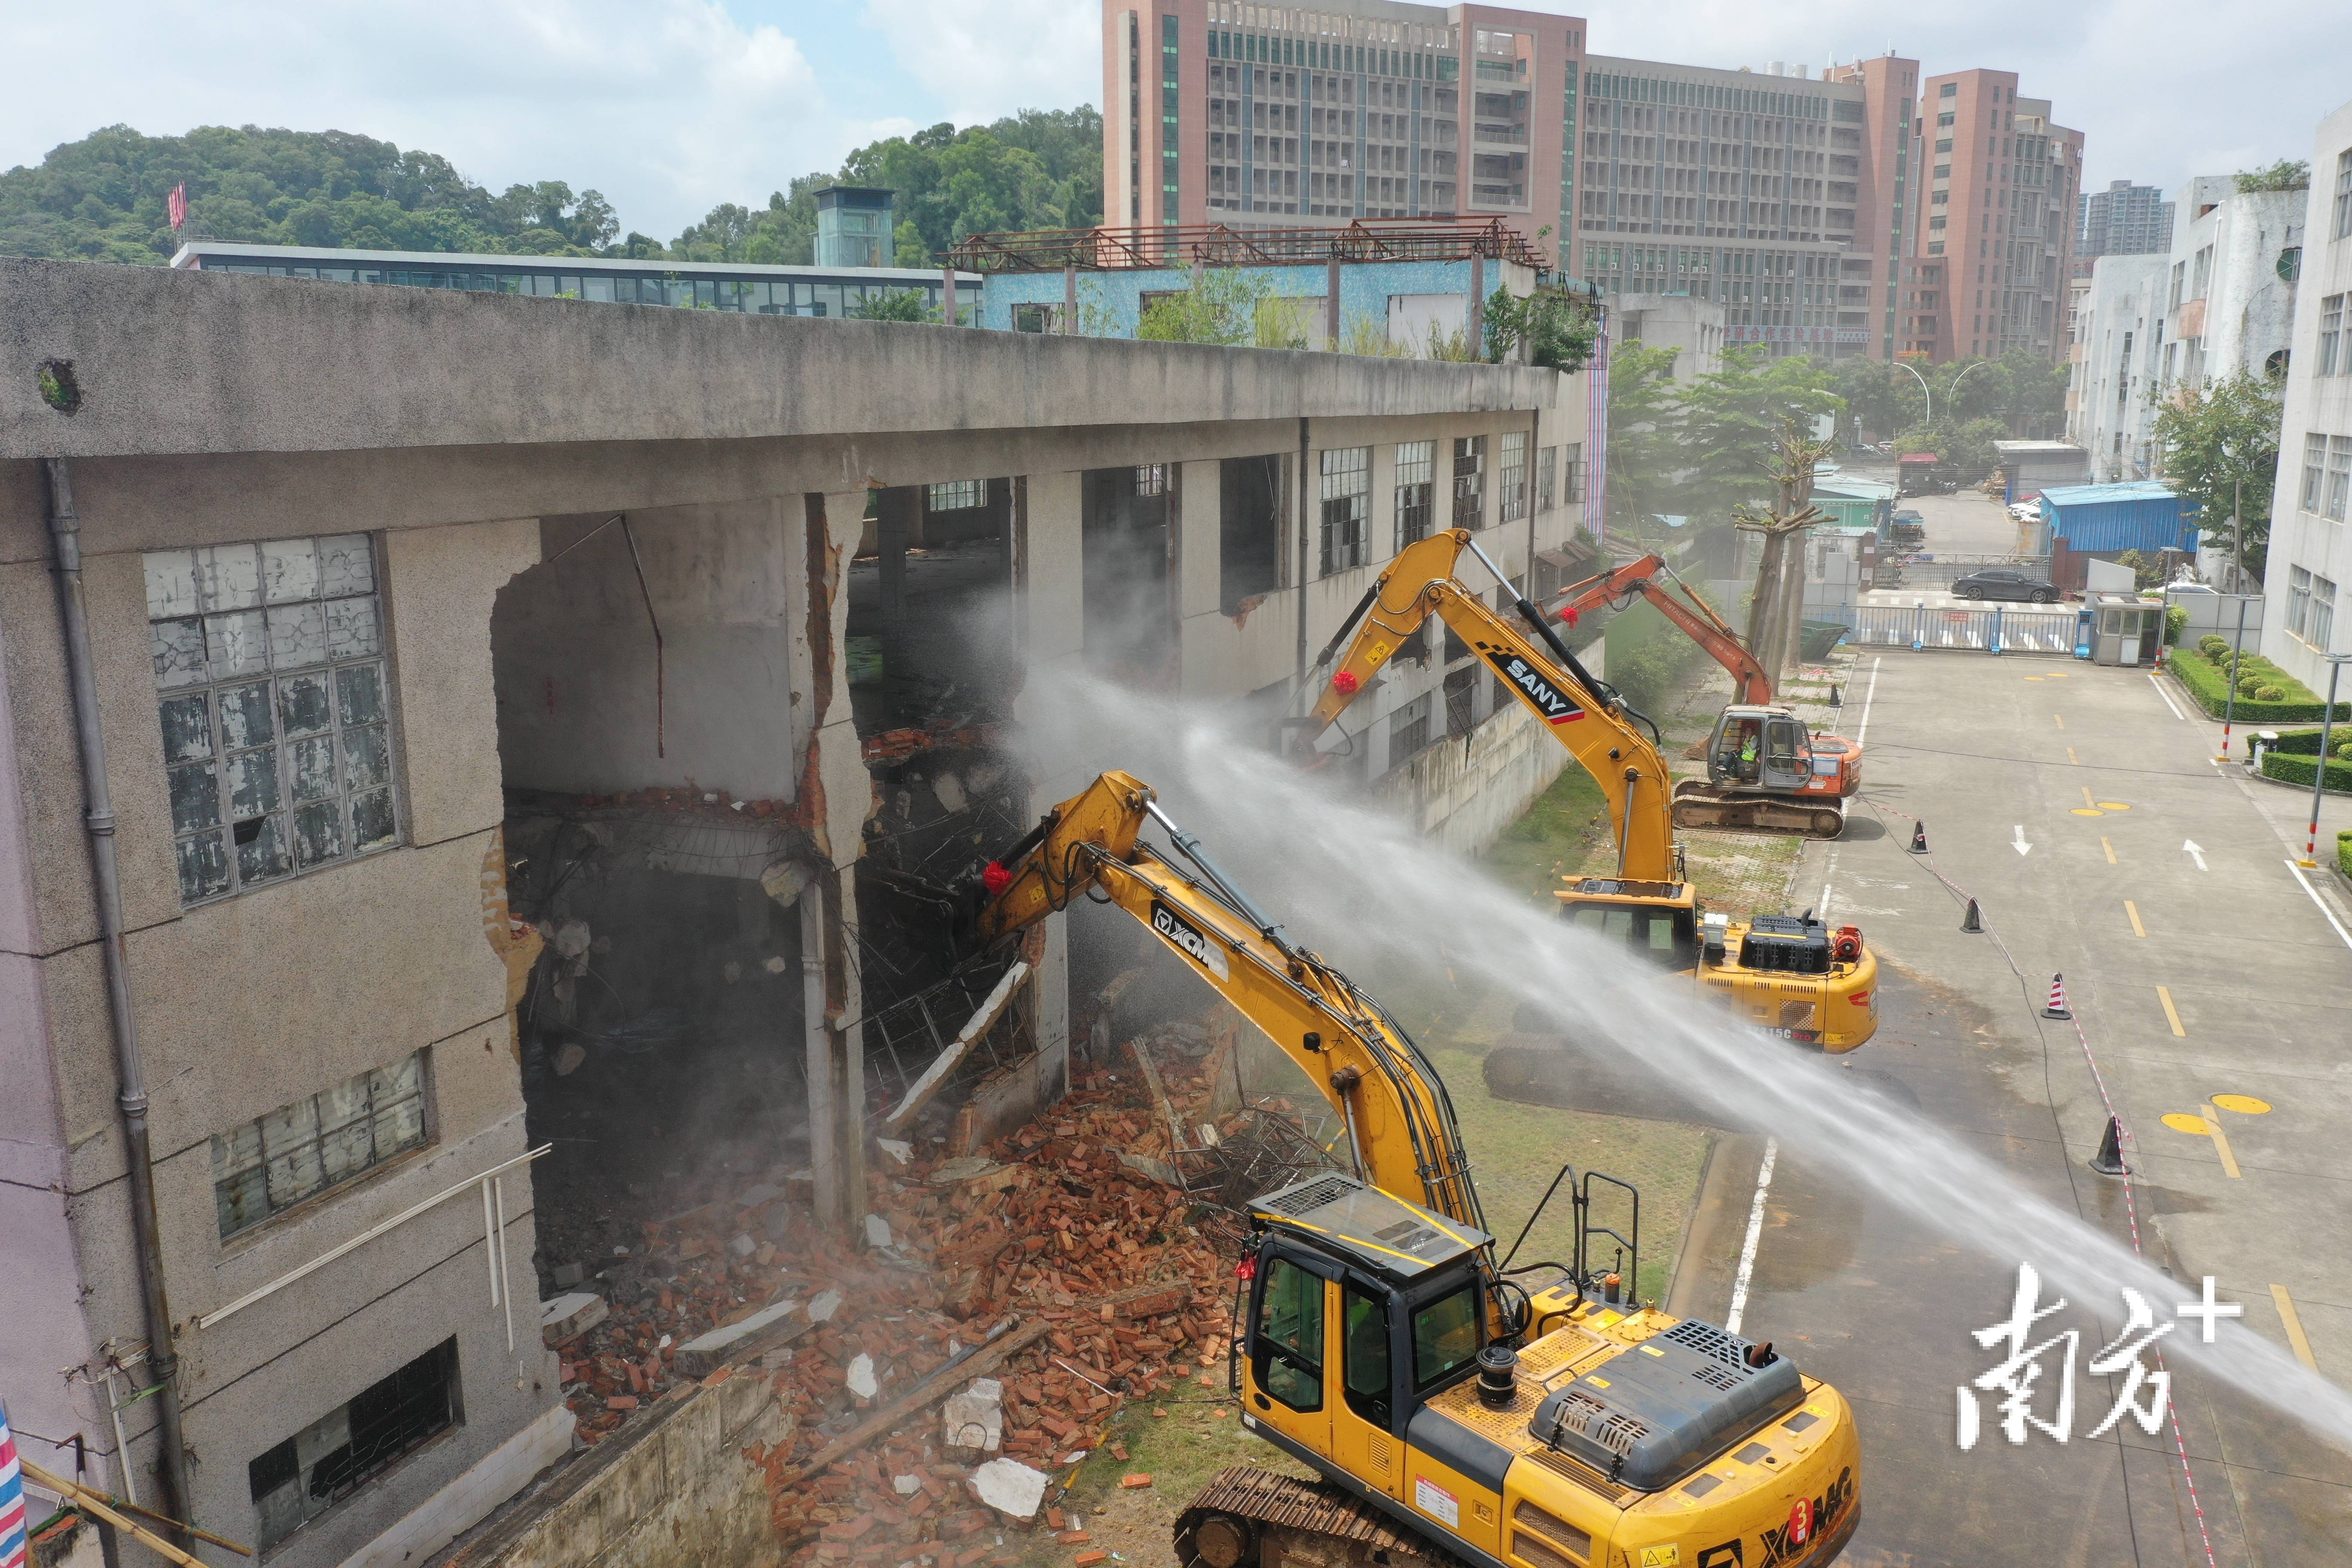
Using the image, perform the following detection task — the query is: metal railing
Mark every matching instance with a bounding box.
[942,215,1547,273]
[1851,603,2077,655]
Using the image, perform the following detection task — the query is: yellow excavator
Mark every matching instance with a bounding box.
[968,770,1862,1568]
[1304,529,1876,1053]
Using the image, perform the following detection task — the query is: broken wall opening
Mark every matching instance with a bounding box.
[1219,453,1286,615]
[1082,464,1179,683]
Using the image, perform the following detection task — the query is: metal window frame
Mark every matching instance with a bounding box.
[149,532,406,906]
[211,1047,432,1239]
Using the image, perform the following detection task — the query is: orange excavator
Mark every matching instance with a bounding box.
[1548,554,1861,839]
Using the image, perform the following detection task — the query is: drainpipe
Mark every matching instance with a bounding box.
[1295,417,1311,705]
[43,458,191,1533]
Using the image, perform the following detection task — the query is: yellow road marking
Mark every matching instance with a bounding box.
[2125,900,2145,938]
[2156,986,2185,1036]
[2055,714,2067,729]
[2201,1101,2242,1178]
[2082,786,2098,808]
[2047,672,2069,678]
[2101,837,2117,864]
[2272,1285,2319,1371]
[2099,801,2131,811]
[2067,746,2079,765]
[2162,1112,2211,1135]
[2026,676,2044,682]
[2072,808,2106,817]
[2212,1093,2271,1115]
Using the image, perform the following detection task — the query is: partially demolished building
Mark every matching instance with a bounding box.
[0,256,1591,1566]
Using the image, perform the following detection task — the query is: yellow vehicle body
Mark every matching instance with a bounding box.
[971,773,1864,1568]
[1310,530,1877,1054]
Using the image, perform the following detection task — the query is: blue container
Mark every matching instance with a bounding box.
[2038,481,2199,555]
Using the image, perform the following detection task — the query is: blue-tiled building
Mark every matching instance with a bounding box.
[978,254,1538,344]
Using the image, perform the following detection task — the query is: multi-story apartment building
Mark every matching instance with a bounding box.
[1105,1,1584,247]
[1904,71,2082,361]
[2067,251,2171,480]
[2262,98,2352,689]
[2080,179,2175,258]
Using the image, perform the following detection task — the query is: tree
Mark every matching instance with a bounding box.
[1890,416,2007,481]
[2153,369,2285,583]
[2235,160,2310,193]
[1735,416,1838,679]
[846,288,934,322]
[1602,343,1685,541]
[1675,346,1844,524]
[1136,263,1275,345]
[1480,285,1599,371]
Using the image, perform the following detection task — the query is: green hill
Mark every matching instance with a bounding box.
[0,112,1104,269]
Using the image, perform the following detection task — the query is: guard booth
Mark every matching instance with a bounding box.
[2089,594,2163,666]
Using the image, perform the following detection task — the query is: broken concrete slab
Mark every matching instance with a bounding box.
[928,1155,1023,1194]
[862,1213,893,1250]
[539,1291,607,1347]
[551,1261,585,1289]
[806,1288,843,1323]
[845,1352,879,1401]
[940,1377,1004,1457]
[671,1298,805,1378]
[968,1458,1048,1521]
[1116,1151,1180,1187]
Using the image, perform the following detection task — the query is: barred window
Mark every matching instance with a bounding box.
[1395,441,1435,550]
[1499,431,1528,523]
[1452,435,1486,530]
[145,535,400,906]
[1387,693,1431,766]
[1136,464,1170,496]
[1318,447,1371,577]
[926,479,986,511]
[212,1050,428,1237]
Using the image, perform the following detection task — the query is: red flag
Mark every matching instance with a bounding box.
[167,183,188,231]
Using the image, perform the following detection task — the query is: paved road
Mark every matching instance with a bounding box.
[1672,651,2352,1566]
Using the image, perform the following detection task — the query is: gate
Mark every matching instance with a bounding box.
[1852,604,2077,655]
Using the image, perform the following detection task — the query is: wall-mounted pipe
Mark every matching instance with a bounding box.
[43,457,192,1533]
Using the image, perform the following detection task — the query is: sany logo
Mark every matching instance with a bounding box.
[1482,649,1584,725]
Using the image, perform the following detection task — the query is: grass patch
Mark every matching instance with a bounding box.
[1478,763,1611,900]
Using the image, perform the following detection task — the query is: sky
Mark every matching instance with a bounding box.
[0,0,2340,242]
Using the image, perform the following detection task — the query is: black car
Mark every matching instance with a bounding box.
[1952,568,2058,603]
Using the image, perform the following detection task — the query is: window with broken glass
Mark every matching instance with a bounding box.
[1394,440,1435,551]
[146,535,400,905]
[249,1336,458,1550]
[1452,436,1486,530]
[1537,446,1557,511]
[212,1050,429,1237]
[1319,447,1370,577]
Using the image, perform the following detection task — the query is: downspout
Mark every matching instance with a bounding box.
[43,458,191,1533]
[1294,416,1311,704]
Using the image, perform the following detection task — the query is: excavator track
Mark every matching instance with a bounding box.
[1671,781,1846,839]
[1175,1466,1468,1568]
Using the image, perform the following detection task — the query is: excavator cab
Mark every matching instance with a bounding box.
[1554,879,1698,972]
[1706,706,1813,793]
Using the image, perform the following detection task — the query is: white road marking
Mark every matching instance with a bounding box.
[2182,839,2208,872]
[2149,671,2186,721]
[2012,824,2033,856]
[2285,860,2352,951]
[1855,657,1882,746]
[1725,1139,1779,1336]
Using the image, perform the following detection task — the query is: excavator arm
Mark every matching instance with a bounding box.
[1551,552,1773,705]
[1305,530,1680,885]
[972,770,1486,1234]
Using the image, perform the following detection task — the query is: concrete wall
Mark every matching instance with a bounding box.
[977,257,1537,344]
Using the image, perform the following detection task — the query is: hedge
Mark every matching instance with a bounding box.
[2166,651,2352,723]
[2239,727,2352,759]
[2261,750,2352,791]
[2341,830,2352,882]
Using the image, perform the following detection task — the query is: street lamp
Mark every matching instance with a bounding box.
[2297,651,2351,869]
[1893,359,1932,430]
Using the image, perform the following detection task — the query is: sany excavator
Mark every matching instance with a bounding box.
[967,770,1863,1568]
[1548,553,1860,839]
[1307,530,1876,1052]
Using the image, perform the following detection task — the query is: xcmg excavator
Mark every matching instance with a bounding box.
[966,770,1863,1568]
[1548,554,1860,839]
[1305,530,1876,1053]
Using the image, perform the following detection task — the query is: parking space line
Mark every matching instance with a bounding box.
[2200,1102,2242,1179]
[1854,656,1881,746]
[2054,714,2066,729]
[1725,1139,1779,1336]
[2101,836,2117,864]
[2125,900,2145,938]
[2284,859,2352,952]
[2149,671,2187,720]
[2271,1285,2320,1371]
[2156,986,2186,1036]
[2067,746,2079,766]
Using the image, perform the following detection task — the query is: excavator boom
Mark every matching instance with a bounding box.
[1550,552,1773,705]
[1307,530,1678,885]
[974,769,1485,1232]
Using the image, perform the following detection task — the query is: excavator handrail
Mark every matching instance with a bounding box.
[1548,552,1774,707]
[1304,532,1680,885]
[971,770,1487,1236]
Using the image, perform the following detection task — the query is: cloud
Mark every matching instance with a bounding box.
[0,0,872,239]
[858,0,1101,125]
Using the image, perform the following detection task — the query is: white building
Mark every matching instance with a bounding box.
[2260,100,2352,690]
[2069,173,2306,487]
[1613,293,1727,381]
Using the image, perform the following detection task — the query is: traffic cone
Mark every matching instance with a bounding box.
[1828,683,1844,708]
[2090,1115,2129,1176]
[1960,897,1984,933]
[1909,821,1929,854]
[2041,974,2071,1019]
